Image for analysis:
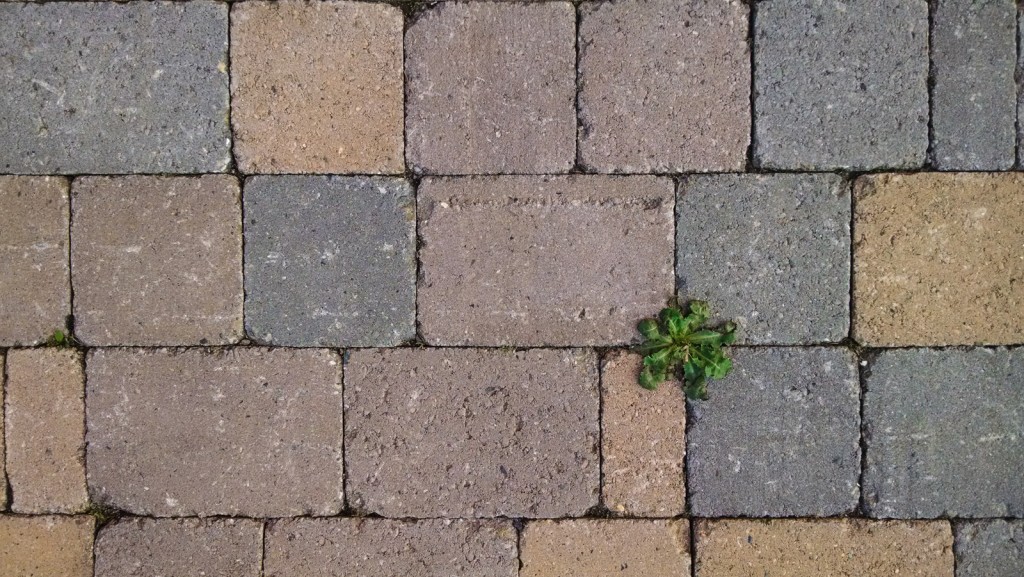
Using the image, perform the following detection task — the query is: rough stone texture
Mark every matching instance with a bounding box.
[95,518,262,577]
[521,520,690,577]
[86,347,343,517]
[406,2,576,174]
[72,176,243,346]
[231,1,403,174]
[1019,7,1024,169]
[265,518,518,577]
[0,515,94,577]
[678,174,850,344]
[0,352,5,510]
[345,348,599,518]
[688,347,861,517]
[0,176,69,346]
[578,0,749,172]
[754,0,929,170]
[5,348,88,514]
[955,520,1024,577]
[695,519,954,577]
[852,173,1024,346]
[0,2,230,174]
[864,348,1024,518]
[418,176,674,346]
[601,351,686,517]
[244,176,415,347]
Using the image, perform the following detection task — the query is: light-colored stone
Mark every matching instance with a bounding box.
[0,515,94,577]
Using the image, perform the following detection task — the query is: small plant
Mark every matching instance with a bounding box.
[636,300,736,400]
[47,329,79,348]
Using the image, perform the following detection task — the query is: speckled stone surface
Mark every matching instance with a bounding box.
[521,520,690,577]
[955,520,1024,577]
[0,515,94,577]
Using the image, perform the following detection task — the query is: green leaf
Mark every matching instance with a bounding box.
[660,307,687,338]
[643,348,674,374]
[720,322,737,345]
[687,329,724,345]
[682,360,701,385]
[685,380,709,401]
[688,300,710,322]
[637,318,663,340]
[639,367,664,390]
[704,354,733,380]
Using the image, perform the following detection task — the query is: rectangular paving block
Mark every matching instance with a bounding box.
[853,173,1024,346]
[0,352,4,509]
[579,0,749,172]
[687,347,860,517]
[406,2,576,174]
[0,176,69,346]
[0,2,230,173]
[754,0,928,170]
[418,176,674,346]
[231,1,404,174]
[5,348,87,514]
[521,520,690,577]
[601,351,686,517]
[86,347,343,517]
[265,518,517,577]
[695,519,953,577]
[678,174,850,344]
[345,348,599,517]
[72,176,243,346]
[931,0,1016,170]
[864,348,1024,518]
[955,520,1024,577]
[244,176,415,347]
[0,515,94,577]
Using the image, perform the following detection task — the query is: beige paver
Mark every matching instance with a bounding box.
[0,515,94,577]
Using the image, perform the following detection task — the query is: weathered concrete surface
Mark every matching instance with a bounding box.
[0,515,94,577]
[521,520,690,577]
[0,352,5,509]
[955,520,1024,577]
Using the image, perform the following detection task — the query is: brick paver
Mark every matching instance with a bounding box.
[864,348,1024,519]
[72,176,243,346]
[0,352,5,510]
[231,1,403,174]
[955,520,1024,577]
[0,515,94,577]
[0,2,230,174]
[86,347,343,517]
[578,0,749,173]
[521,520,690,577]
[5,349,87,514]
[852,173,1024,346]
[345,348,599,518]
[418,176,674,346]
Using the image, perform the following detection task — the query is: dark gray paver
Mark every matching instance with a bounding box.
[677,174,850,344]
[955,520,1024,577]
[1019,7,1024,169]
[244,176,415,347]
[864,348,1024,518]
[754,0,929,170]
[0,2,230,174]
[687,347,861,517]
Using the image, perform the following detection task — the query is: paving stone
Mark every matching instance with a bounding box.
[0,352,5,510]
[0,515,94,577]
[86,347,343,517]
[72,176,243,346]
[418,176,674,346]
[244,176,415,347]
[231,1,403,174]
[0,2,230,174]
[95,518,262,577]
[406,2,575,174]
[955,520,1024,577]
[345,348,599,518]
[1019,8,1024,169]
[852,173,1024,346]
[677,174,850,344]
[601,351,686,517]
[265,518,518,577]
[521,519,690,577]
[687,347,860,517]
[578,0,749,172]
[695,519,953,577]
[0,176,70,346]
[754,0,929,170]
[5,348,87,514]
[864,348,1024,518]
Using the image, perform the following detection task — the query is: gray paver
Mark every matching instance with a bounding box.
[955,520,1024,577]
[0,2,230,174]
[754,0,929,170]
[677,174,850,344]
[687,347,861,517]
[864,348,1024,518]
[244,176,415,347]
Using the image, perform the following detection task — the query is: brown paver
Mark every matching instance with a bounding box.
[418,176,675,346]
[0,176,70,346]
[600,351,686,516]
[695,519,954,577]
[579,0,749,172]
[0,515,94,577]
[5,348,87,514]
[521,519,690,577]
[265,518,518,577]
[853,173,1024,346]
[345,348,599,518]
[86,347,343,517]
[406,2,576,174]
[231,0,404,174]
[72,175,243,346]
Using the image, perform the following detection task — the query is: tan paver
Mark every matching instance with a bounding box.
[0,515,94,577]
